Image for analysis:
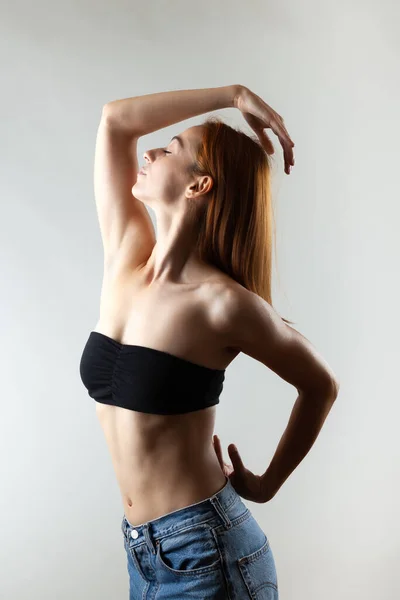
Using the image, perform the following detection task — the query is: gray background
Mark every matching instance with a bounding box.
[1,1,399,598]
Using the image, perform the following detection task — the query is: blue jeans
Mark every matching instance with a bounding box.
[121,475,279,599]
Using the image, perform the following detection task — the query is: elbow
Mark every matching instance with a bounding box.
[101,103,117,124]
[298,376,340,401]
[318,369,341,401]
[325,370,340,398]
[332,378,340,400]
[101,104,140,137]
[323,376,340,401]
[101,103,124,128]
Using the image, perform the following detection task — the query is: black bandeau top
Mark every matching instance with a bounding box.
[79,331,226,415]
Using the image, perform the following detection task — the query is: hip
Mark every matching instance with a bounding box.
[121,475,279,599]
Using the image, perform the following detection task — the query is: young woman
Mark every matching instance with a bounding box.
[80,84,339,599]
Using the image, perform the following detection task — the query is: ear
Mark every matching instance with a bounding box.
[187,175,213,198]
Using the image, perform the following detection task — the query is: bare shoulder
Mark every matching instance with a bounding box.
[207,278,272,340]
[209,279,339,395]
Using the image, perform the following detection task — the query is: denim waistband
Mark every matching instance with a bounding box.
[121,476,246,553]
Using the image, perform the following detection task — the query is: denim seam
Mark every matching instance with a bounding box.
[212,507,251,533]
[239,564,279,596]
[152,518,218,544]
[211,527,233,600]
[127,545,147,584]
[142,580,150,600]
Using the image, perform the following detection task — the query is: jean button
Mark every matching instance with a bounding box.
[131,529,139,539]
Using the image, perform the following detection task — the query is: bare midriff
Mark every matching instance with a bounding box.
[96,401,227,526]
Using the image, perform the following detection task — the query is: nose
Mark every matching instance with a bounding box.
[143,146,164,162]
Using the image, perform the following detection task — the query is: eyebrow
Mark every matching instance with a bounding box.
[169,135,185,148]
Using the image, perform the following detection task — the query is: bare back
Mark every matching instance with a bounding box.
[92,260,239,526]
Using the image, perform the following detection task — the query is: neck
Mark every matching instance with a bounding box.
[144,206,204,285]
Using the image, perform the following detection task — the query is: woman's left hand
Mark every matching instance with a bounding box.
[212,434,274,503]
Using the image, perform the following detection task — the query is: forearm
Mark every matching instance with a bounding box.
[103,84,241,136]
[261,385,338,498]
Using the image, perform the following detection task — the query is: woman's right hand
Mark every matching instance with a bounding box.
[234,86,295,175]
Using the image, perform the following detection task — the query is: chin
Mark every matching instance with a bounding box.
[132,188,150,206]
[131,184,143,199]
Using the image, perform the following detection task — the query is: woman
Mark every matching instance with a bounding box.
[80,84,339,599]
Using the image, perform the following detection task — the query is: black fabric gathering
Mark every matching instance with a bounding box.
[79,331,226,415]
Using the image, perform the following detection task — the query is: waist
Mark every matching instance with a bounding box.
[119,456,227,527]
[95,401,223,523]
[121,474,244,544]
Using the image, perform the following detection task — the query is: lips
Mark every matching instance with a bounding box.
[139,168,147,175]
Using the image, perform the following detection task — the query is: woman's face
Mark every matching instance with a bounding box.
[132,125,204,208]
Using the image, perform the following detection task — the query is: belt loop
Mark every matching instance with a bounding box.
[121,517,128,543]
[143,524,157,554]
[209,494,232,529]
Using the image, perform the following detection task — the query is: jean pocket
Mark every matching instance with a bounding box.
[237,537,278,599]
[156,522,222,577]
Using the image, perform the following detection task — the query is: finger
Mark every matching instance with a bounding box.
[262,129,294,174]
[260,130,275,155]
[269,122,295,173]
[276,127,295,158]
[227,444,245,471]
[257,97,294,146]
[271,115,295,148]
[279,121,295,148]
[269,119,295,154]
[287,144,296,170]
[265,129,294,173]
[284,146,295,174]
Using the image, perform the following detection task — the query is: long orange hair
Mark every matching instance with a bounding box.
[190,115,293,325]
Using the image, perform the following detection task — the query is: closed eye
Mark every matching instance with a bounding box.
[163,149,172,154]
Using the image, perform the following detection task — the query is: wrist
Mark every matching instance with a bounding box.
[232,83,247,110]
[232,84,246,109]
[260,469,279,501]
